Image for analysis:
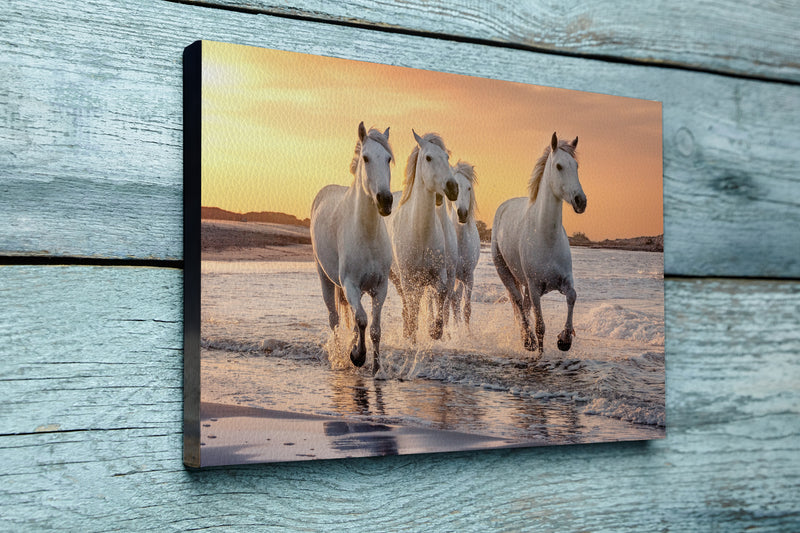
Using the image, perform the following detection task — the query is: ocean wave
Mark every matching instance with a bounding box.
[202,337,324,360]
[203,328,665,427]
[584,397,665,427]
[584,304,664,345]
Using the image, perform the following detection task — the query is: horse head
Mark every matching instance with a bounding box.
[411,130,458,202]
[450,161,477,224]
[546,132,586,214]
[354,121,394,216]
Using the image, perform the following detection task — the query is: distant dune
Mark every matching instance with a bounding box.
[201,219,312,261]
[202,206,310,227]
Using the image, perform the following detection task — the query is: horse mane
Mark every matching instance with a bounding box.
[528,139,577,204]
[400,133,449,206]
[350,127,394,175]
[453,160,478,214]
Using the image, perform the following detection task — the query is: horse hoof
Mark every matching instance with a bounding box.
[350,346,366,367]
[523,335,537,352]
[557,333,572,352]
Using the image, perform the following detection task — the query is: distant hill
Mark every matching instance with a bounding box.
[201,207,310,227]
[569,232,663,252]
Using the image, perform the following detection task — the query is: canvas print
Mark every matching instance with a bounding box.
[183,40,664,467]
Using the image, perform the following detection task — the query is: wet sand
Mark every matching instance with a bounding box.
[201,220,313,262]
[199,402,521,466]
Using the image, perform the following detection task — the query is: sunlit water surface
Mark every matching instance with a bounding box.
[201,247,665,445]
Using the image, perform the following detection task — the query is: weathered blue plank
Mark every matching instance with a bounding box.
[193,0,800,82]
[2,0,800,528]
[0,1,799,276]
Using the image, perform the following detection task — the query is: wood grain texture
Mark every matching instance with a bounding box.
[187,0,800,82]
[1,0,799,277]
[1,266,799,530]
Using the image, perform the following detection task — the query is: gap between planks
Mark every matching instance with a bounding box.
[164,0,800,86]
[0,256,183,269]
[2,257,798,282]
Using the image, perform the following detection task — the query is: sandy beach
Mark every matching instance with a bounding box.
[202,218,663,261]
[199,402,519,466]
[201,220,313,262]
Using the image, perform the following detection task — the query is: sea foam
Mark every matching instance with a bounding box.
[584,303,664,345]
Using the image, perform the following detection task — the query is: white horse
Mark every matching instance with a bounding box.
[310,122,394,372]
[492,133,586,355]
[388,131,459,341]
[447,161,480,326]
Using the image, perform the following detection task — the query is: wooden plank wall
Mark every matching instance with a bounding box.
[2,1,798,530]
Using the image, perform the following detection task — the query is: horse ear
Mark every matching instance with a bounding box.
[383,127,390,139]
[413,129,424,146]
[358,121,366,142]
[571,136,578,148]
[551,132,558,152]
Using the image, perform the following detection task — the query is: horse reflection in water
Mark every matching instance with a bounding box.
[322,420,398,456]
[329,373,385,417]
[325,374,395,455]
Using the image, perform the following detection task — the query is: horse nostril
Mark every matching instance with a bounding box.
[377,192,393,215]
[445,180,459,201]
[574,195,586,212]
[458,208,468,222]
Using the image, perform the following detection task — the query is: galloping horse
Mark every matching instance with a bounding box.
[447,161,480,326]
[389,131,459,342]
[492,133,586,355]
[310,122,394,372]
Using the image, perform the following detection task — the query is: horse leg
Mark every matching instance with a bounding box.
[430,278,447,340]
[463,276,473,328]
[316,262,338,330]
[343,280,368,367]
[425,286,434,323]
[557,284,577,352]
[389,268,403,297]
[451,281,463,325]
[369,281,388,376]
[529,287,545,356]
[493,246,535,350]
[441,284,452,334]
[402,283,421,342]
[522,285,532,315]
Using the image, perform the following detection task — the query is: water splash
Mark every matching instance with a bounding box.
[201,248,665,438]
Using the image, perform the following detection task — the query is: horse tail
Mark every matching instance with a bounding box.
[335,285,353,330]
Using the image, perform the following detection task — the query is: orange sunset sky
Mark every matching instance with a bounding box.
[201,40,663,240]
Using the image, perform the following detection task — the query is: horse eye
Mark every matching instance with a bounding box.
[425,155,431,162]
[363,155,370,163]
[556,163,563,171]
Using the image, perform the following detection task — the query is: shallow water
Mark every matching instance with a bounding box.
[201,247,665,447]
